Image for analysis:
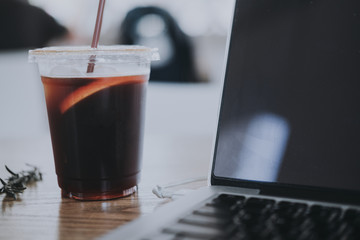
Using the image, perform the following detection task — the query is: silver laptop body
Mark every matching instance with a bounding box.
[101,0,360,239]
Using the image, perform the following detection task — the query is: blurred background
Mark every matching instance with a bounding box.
[0,0,234,139]
[1,0,235,82]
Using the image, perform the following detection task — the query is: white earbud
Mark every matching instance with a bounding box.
[152,177,207,199]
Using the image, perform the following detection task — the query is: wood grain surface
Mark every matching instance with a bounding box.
[0,134,212,240]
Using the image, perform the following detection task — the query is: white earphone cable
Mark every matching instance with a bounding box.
[152,176,207,199]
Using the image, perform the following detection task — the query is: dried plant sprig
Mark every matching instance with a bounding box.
[0,165,42,200]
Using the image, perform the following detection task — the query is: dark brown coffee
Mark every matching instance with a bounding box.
[42,74,147,200]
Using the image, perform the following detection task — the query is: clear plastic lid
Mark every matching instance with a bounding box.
[28,45,160,63]
[29,45,159,78]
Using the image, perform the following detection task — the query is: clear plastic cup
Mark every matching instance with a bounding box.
[29,45,159,200]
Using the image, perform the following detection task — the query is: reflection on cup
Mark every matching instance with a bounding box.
[29,45,159,200]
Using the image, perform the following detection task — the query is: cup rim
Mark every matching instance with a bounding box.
[28,45,159,62]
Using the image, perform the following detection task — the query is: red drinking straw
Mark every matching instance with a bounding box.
[87,0,106,73]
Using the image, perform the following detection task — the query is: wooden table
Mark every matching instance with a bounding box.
[0,82,222,240]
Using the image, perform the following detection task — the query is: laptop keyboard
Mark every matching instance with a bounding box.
[145,194,360,240]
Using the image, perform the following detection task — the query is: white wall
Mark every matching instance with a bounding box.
[0,51,48,139]
[28,0,235,82]
[29,0,235,43]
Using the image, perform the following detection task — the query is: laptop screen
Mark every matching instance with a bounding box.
[213,0,360,193]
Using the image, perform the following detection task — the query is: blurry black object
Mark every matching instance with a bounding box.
[0,0,67,51]
[120,6,200,82]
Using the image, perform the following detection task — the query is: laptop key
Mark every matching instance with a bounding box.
[242,197,276,217]
[179,214,231,228]
[309,205,342,221]
[245,197,275,208]
[211,194,246,207]
[141,232,177,240]
[193,205,233,218]
[163,223,229,239]
[277,201,308,217]
[343,208,360,222]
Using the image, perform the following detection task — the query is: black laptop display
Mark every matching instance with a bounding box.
[212,0,360,201]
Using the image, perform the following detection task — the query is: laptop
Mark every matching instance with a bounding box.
[101,0,360,239]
